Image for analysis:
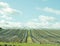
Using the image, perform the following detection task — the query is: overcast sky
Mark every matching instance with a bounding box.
[0,0,60,28]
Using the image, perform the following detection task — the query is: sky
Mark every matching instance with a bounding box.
[0,0,60,29]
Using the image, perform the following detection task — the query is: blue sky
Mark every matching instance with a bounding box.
[0,0,60,28]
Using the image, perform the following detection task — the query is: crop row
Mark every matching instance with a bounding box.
[0,29,28,43]
[30,29,60,44]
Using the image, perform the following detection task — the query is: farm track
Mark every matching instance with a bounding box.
[27,30,33,43]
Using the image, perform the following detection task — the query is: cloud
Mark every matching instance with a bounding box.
[0,2,9,8]
[0,15,60,29]
[36,7,60,15]
[7,22,22,28]
[0,2,23,23]
[26,21,49,28]
[1,15,13,20]
[0,20,22,29]
[0,2,23,29]
[26,15,56,28]
[0,2,23,18]
[0,2,23,15]
[26,21,39,28]
[51,22,60,28]
[39,15,55,22]
[26,21,50,29]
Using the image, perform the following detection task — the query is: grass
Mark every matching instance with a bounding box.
[0,42,60,46]
[27,31,33,43]
[27,37,33,43]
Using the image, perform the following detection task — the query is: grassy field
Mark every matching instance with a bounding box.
[0,29,60,46]
[0,42,60,46]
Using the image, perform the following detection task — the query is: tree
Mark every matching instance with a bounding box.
[0,27,2,29]
[0,27,2,31]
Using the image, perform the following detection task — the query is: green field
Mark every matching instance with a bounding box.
[0,28,60,46]
[0,42,60,46]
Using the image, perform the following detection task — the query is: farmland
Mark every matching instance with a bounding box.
[0,28,60,46]
[30,29,60,44]
[0,28,28,43]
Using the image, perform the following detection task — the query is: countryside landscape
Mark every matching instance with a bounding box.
[0,0,60,46]
[0,28,60,46]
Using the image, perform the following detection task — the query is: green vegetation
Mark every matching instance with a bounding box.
[0,29,28,43]
[30,29,60,44]
[0,42,60,46]
[27,31,33,43]
[0,28,60,46]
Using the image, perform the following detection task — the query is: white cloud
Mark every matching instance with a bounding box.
[39,15,55,22]
[51,22,60,28]
[0,20,5,24]
[36,7,60,15]
[0,15,59,29]
[0,2,23,18]
[2,7,15,14]
[26,15,56,28]
[1,15,13,20]
[7,22,22,28]
[0,3,22,15]
[0,2,23,23]
[0,2,23,29]
[26,21,49,28]
[0,2,9,8]
[26,21,39,28]
[0,20,22,29]
[38,15,55,28]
